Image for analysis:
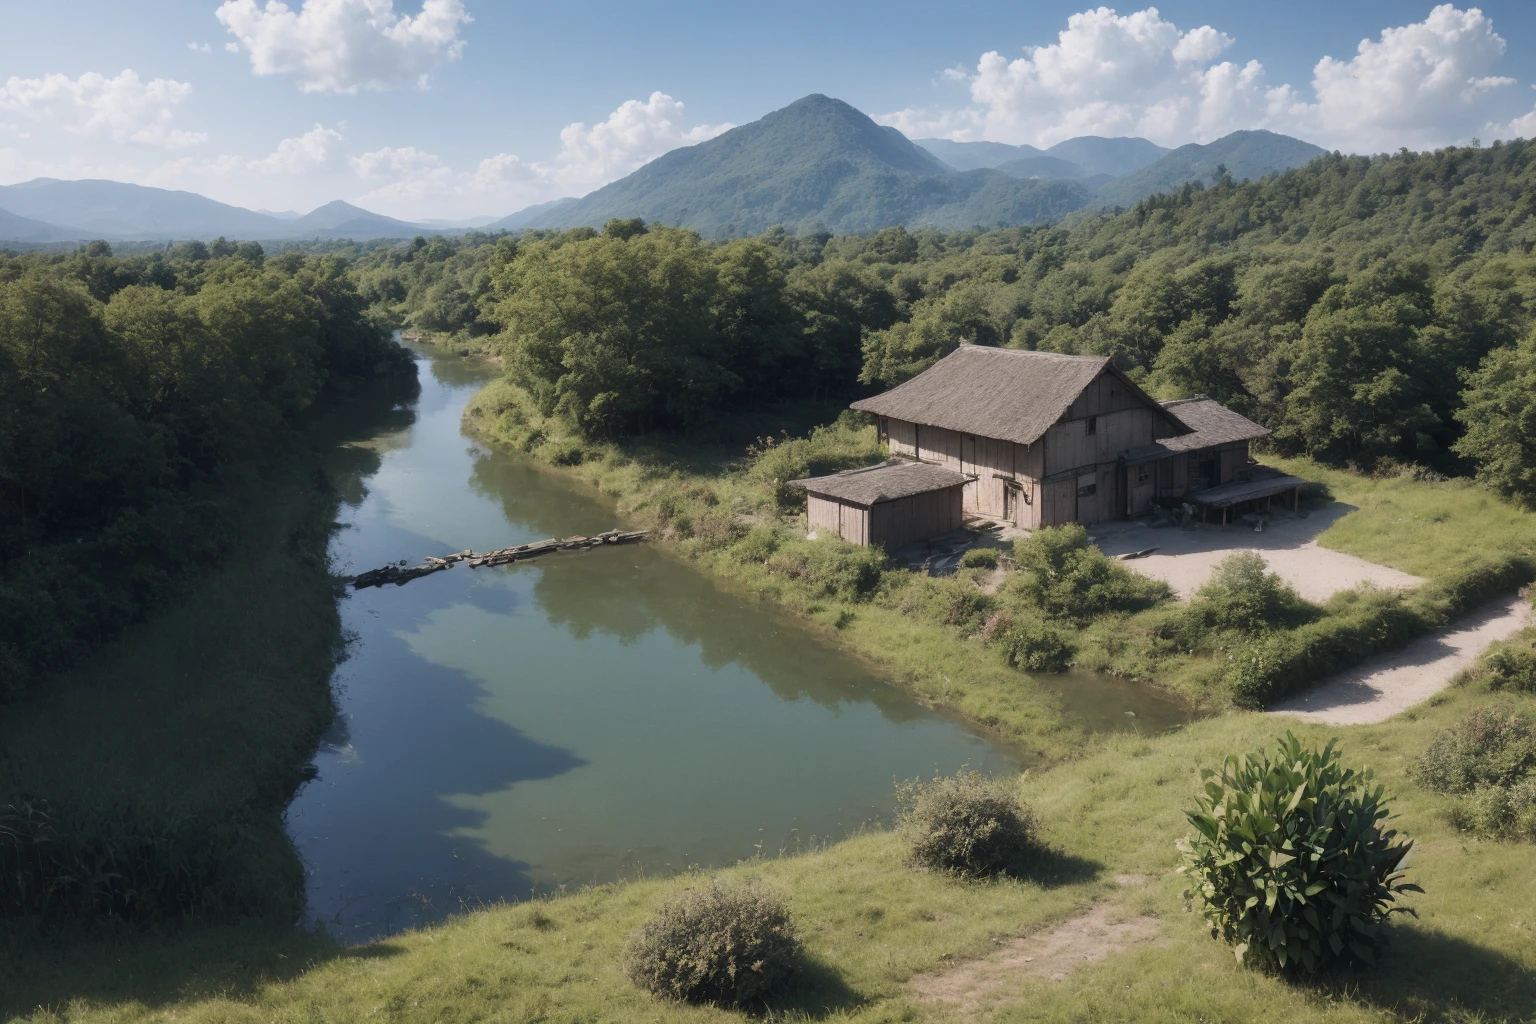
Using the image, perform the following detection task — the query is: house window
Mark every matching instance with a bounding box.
[1077,483,1097,498]
[1086,416,1098,436]
[1137,464,1151,484]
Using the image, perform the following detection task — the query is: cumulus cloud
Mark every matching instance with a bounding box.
[351,91,732,216]
[0,70,206,148]
[188,42,213,54]
[880,4,1527,152]
[216,0,471,93]
[248,123,346,173]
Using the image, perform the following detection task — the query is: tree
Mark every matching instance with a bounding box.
[1455,336,1536,504]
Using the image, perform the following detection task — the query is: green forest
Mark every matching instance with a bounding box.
[356,140,1536,503]
[0,240,416,702]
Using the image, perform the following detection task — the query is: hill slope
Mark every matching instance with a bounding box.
[0,178,286,240]
[1044,135,1168,176]
[1094,130,1328,207]
[284,200,426,239]
[0,205,82,243]
[521,95,1091,235]
[912,138,1044,171]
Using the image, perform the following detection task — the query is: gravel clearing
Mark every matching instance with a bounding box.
[1268,594,1534,725]
[1090,505,1423,603]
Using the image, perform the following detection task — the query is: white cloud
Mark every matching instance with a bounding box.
[188,42,213,54]
[880,5,1526,152]
[248,123,345,173]
[0,70,206,148]
[351,91,731,217]
[216,0,472,93]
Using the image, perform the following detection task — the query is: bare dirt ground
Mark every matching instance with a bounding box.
[1089,505,1423,602]
[911,901,1162,1010]
[1268,593,1534,725]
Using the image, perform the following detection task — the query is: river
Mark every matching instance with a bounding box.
[290,346,1188,939]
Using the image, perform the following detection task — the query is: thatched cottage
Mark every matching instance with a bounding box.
[795,345,1291,548]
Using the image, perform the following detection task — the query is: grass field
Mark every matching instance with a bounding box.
[5,672,1532,1023]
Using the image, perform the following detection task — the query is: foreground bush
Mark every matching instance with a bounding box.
[897,770,1038,878]
[624,881,799,1006]
[1187,552,1314,633]
[1179,733,1421,973]
[1010,524,1170,622]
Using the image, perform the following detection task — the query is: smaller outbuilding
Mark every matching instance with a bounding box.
[793,459,971,551]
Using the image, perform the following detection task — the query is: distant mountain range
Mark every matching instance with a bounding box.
[504,96,1329,235]
[0,178,444,244]
[0,94,1333,245]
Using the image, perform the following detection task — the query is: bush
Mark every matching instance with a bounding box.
[1483,629,1536,692]
[959,547,999,570]
[1414,708,1536,794]
[998,619,1075,672]
[763,538,888,601]
[1010,524,1170,622]
[624,881,799,1006]
[1179,733,1421,973]
[1448,780,1536,841]
[896,770,1039,878]
[1188,552,1314,633]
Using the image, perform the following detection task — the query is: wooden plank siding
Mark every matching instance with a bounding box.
[869,487,965,550]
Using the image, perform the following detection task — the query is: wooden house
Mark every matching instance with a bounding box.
[792,460,969,550]
[848,345,1273,532]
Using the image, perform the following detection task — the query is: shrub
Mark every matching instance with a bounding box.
[1188,552,1314,633]
[1414,708,1536,794]
[763,538,888,601]
[1483,629,1536,692]
[748,423,884,512]
[959,547,999,570]
[896,770,1039,878]
[624,882,799,1006]
[998,619,1075,673]
[729,525,782,565]
[1179,733,1421,973]
[1010,524,1170,622]
[1448,780,1536,841]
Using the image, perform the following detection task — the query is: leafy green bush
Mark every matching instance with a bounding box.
[1448,780,1536,841]
[728,525,782,564]
[1009,524,1170,622]
[624,881,799,1006]
[1179,733,1421,973]
[1415,708,1536,794]
[748,423,884,512]
[1187,552,1315,633]
[896,770,1039,878]
[998,619,1075,673]
[959,548,999,570]
[763,537,888,600]
[1482,628,1536,692]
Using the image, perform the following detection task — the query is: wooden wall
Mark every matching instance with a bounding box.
[883,417,1042,528]
[807,494,869,546]
[869,487,964,550]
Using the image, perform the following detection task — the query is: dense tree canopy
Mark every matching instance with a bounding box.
[354,138,1536,497]
[0,243,415,700]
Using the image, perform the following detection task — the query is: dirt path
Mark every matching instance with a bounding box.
[1268,594,1533,725]
[911,879,1161,1011]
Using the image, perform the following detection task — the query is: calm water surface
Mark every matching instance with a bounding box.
[291,347,1188,939]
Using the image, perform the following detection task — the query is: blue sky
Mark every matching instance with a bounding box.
[4,2,1536,220]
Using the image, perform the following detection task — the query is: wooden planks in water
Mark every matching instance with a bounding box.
[348,529,649,589]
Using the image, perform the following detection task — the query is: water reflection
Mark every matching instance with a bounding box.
[290,347,1021,940]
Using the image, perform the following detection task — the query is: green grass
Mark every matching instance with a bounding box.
[1268,456,1536,578]
[5,676,1533,1023]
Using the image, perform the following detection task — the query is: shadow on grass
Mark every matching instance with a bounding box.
[1011,848,1103,888]
[1278,922,1536,1022]
[753,952,866,1019]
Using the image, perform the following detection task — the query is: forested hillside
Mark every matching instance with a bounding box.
[0,241,417,700]
[357,139,1536,505]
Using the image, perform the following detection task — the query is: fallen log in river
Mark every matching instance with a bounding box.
[348,528,649,589]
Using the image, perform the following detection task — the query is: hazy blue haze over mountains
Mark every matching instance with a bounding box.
[0,95,1332,244]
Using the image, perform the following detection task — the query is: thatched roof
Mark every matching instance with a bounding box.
[1121,398,1272,465]
[850,345,1179,446]
[791,459,970,506]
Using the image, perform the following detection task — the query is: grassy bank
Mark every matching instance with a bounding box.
[0,447,349,928]
[5,672,1532,1023]
[461,378,1536,745]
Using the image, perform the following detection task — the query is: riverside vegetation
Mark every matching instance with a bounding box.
[7,141,1536,1022]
